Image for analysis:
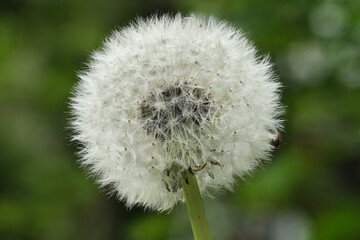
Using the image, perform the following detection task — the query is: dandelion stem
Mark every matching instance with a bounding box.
[181,170,212,240]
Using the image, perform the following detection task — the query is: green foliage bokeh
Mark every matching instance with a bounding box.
[0,0,359,239]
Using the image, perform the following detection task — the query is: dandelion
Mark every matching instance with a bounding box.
[70,14,283,239]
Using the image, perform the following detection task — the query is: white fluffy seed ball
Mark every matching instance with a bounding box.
[70,14,283,211]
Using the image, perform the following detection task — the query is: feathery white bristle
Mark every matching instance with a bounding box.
[70,14,284,211]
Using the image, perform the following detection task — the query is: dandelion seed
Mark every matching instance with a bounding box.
[70,14,283,211]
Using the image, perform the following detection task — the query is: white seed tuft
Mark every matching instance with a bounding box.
[70,14,284,211]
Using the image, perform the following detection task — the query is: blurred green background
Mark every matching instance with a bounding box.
[1,0,359,239]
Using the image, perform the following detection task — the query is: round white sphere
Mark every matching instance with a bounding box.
[70,14,283,211]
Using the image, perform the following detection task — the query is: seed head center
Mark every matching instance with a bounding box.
[139,83,211,140]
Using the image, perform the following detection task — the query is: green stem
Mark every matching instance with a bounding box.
[181,170,212,240]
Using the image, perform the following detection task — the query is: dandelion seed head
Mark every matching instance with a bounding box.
[70,14,284,211]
